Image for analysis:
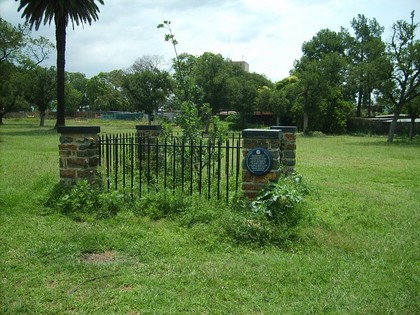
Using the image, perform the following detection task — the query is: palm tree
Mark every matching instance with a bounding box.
[16,0,104,127]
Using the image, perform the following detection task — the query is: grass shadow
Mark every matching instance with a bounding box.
[348,135,420,147]
[0,123,57,137]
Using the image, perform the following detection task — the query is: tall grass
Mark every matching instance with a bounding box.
[1,118,419,314]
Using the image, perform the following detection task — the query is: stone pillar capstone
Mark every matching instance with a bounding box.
[136,125,162,141]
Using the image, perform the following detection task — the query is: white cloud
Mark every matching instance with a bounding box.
[1,0,418,81]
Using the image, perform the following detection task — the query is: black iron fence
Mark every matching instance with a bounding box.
[99,133,242,202]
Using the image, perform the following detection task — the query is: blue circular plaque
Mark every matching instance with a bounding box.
[245,147,273,176]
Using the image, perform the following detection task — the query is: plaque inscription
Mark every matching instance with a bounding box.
[245,148,273,176]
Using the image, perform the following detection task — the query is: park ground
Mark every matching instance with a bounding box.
[1,118,419,314]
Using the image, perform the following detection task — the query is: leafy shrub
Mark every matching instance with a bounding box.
[134,190,191,220]
[49,174,310,248]
[48,181,125,221]
[226,173,310,246]
[225,113,242,130]
[177,197,220,227]
[251,173,308,226]
[129,174,310,247]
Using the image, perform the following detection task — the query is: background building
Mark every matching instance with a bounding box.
[232,61,249,72]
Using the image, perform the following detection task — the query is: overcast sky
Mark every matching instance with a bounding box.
[1,0,418,81]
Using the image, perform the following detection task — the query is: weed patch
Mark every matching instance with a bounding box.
[47,181,127,221]
[226,173,311,247]
[130,173,311,248]
[133,189,191,219]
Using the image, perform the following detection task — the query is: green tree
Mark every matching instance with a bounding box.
[191,52,254,131]
[158,21,271,130]
[254,83,291,125]
[273,76,300,125]
[67,72,88,111]
[123,68,172,124]
[130,55,165,73]
[17,0,105,127]
[65,84,83,115]
[86,70,128,111]
[255,85,274,113]
[382,11,420,142]
[230,71,271,128]
[158,21,209,139]
[0,18,26,124]
[0,17,53,124]
[24,65,56,126]
[191,52,233,114]
[349,14,388,117]
[293,59,326,132]
[165,53,201,105]
[0,63,27,124]
[294,28,353,133]
[0,17,27,64]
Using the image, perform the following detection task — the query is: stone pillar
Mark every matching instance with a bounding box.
[57,126,101,187]
[271,126,297,175]
[136,125,162,165]
[242,129,282,200]
[136,125,162,141]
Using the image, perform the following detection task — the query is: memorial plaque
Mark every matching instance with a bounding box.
[245,147,273,176]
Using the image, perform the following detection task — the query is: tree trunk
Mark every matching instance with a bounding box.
[303,111,309,134]
[387,106,402,143]
[363,90,369,117]
[40,110,46,127]
[204,116,211,134]
[55,17,66,128]
[356,86,362,117]
[367,91,372,117]
[276,115,280,125]
[409,117,415,140]
[366,92,373,117]
[0,97,17,125]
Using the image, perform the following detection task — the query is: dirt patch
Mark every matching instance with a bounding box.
[81,250,117,263]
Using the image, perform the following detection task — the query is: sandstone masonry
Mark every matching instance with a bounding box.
[242,126,297,199]
[57,126,101,187]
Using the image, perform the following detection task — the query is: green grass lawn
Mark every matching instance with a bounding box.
[1,118,419,314]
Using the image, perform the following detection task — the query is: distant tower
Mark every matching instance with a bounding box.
[233,61,249,72]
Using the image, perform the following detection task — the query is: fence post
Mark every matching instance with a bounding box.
[271,126,297,175]
[57,126,101,187]
[241,129,282,200]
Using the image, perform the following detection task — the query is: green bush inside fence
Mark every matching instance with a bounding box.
[47,173,310,247]
[100,134,242,202]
